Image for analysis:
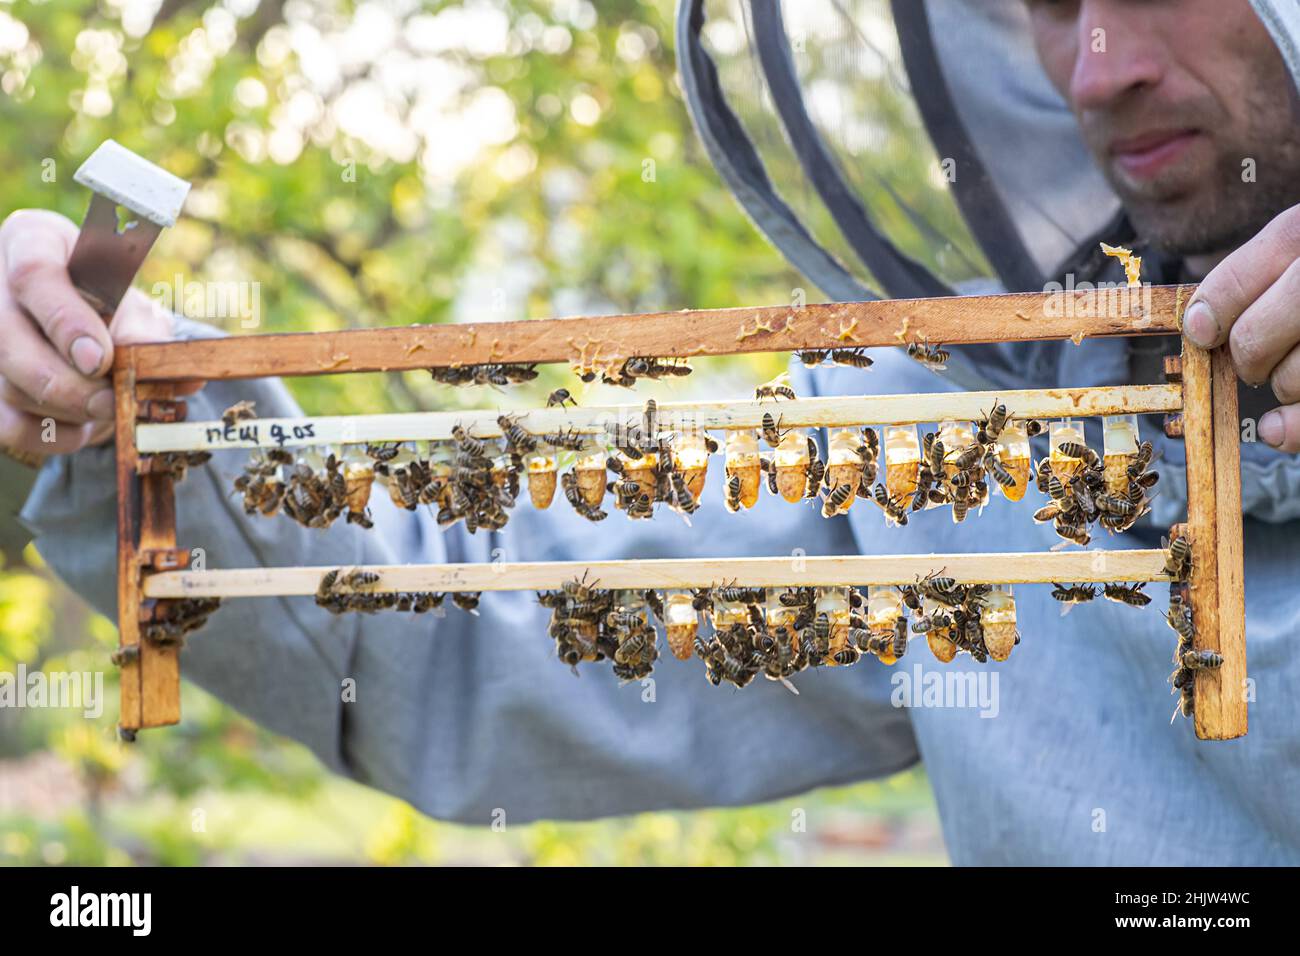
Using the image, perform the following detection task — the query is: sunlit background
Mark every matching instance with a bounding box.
[0,0,943,865]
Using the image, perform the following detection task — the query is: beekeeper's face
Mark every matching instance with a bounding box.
[1025,0,1300,259]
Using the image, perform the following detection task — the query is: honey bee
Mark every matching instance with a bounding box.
[109,644,140,668]
[342,569,380,589]
[1046,475,1077,509]
[917,570,962,606]
[911,612,952,634]
[499,363,539,383]
[1024,419,1045,438]
[542,427,588,451]
[755,372,796,401]
[497,414,537,454]
[724,473,743,512]
[978,401,1009,444]
[1053,513,1092,546]
[951,489,970,523]
[669,471,699,514]
[452,424,486,458]
[1051,582,1097,606]
[1181,649,1223,670]
[796,349,829,367]
[861,427,880,460]
[1165,606,1196,642]
[1034,502,1066,522]
[366,442,400,463]
[872,483,909,525]
[950,443,983,472]
[821,482,854,517]
[806,458,827,499]
[1103,581,1151,607]
[898,583,924,612]
[1056,441,1101,469]
[830,347,874,369]
[1035,459,1054,494]
[892,616,909,658]
[985,452,1017,490]
[926,435,945,475]
[1133,470,1160,490]
[221,400,257,427]
[761,412,787,447]
[1163,535,1192,581]
[412,592,445,613]
[911,469,934,511]
[560,471,608,522]
[906,338,949,372]
[449,590,486,613]
[547,388,576,408]
[1128,440,1155,475]
[642,399,659,437]
[716,583,765,605]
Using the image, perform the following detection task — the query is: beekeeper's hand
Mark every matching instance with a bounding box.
[1182,204,1300,452]
[0,209,197,459]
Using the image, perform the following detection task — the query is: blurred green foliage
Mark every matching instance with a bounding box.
[0,0,940,865]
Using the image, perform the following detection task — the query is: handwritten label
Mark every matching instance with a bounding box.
[202,422,315,446]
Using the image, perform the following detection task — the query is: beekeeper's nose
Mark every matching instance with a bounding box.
[1067,0,1166,111]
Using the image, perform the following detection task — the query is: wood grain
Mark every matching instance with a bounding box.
[1205,346,1247,739]
[119,286,1193,382]
[135,384,182,729]
[142,550,1173,598]
[114,362,142,732]
[1180,340,1232,740]
[136,384,1185,453]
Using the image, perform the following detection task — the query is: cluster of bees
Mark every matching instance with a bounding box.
[539,578,660,681]
[429,363,539,387]
[125,597,222,652]
[428,357,691,392]
[233,448,376,530]
[1159,536,1219,723]
[531,571,1032,689]
[874,402,1025,526]
[578,355,693,388]
[313,568,481,615]
[1032,437,1158,547]
[146,450,213,481]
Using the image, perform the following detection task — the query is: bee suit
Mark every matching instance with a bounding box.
[14,0,1300,864]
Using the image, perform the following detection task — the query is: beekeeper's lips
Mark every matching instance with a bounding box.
[1107,126,1207,185]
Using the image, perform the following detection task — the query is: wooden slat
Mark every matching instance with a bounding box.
[142,550,1173,598]
[1205,347,1247,739]
[136,383,182,729]
[137,384,1184,453]
[113,362,142,732]
[119,286,1192,382]
[1179,340,1227,740]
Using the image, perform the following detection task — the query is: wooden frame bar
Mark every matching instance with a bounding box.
[118,286,1191,382]
[142,550,1173,599]
[1179,341,1247,739]
[114,359,183,734]
[112,283,1247,741]
[136,384,1184,454]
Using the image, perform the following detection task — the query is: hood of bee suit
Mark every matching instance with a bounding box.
[676,0,1300,389]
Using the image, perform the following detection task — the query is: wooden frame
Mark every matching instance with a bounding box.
[111,283,1248,740]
